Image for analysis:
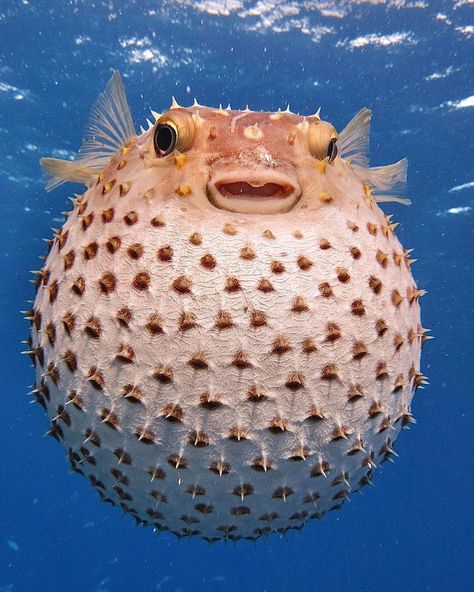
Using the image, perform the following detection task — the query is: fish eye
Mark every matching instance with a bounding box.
[327,138,338,163]
[154,123,177,157]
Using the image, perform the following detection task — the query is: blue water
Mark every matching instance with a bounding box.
[1,1,473,591]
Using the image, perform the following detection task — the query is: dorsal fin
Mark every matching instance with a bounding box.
[338,108,371,168]
[40,71,135,191]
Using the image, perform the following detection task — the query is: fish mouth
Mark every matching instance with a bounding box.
[207,170,301,214]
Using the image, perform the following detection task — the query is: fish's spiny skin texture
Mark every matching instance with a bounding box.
[30,105,424,542]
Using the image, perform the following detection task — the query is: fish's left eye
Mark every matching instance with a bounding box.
[154,123,177,157]
[327,138,338,163]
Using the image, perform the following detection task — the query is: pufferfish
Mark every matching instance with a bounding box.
[27,71,426,542]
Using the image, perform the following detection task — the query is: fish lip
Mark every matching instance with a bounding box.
[207,169,302,214]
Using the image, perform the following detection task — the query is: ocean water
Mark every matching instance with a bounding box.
[1,1,473,591]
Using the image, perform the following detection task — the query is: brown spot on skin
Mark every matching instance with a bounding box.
[376,249,388,268]
[393,373,405,392]
[214,310,233,329]
[292,296,309,313]
[407,286,424,305]
[251,456,272,472]
[271,260,285,274]
[151,214,166,227]
[116,307,133,327]
[63,250,75,271]
[225,276,241,293]
[376,318,389,336]
[111,468,128,485]
[350,246,362,259]
[271,335,292,355]
[123,211,138,226]
[231,350,252,369]
[99,273,116,294]
[351,299,366,316]
[146,313,164,334]
[257,278,274,293]
[394,333,404,351]
[209,460,230,475]
[105,236,121,254]
[85,429,102,448]
[347,384,364,402]
[319,282,333,298]
[231,506,251,516]
[56,229,69,250]
[391,289,404,308]
[84,317,101,339]
[378,417,393,433]
[200,253,217,269]
[62,312,75,335]
[393,252,403,267]
[188,431,210,447]
[81,213,94,231]
[376,361,389,380]
[337,267,350,283]
[153,365,174,384]
[247,385,267,402]
[369,402,383,418]
[407,327,416,344]
[240,246,256,260]
[116,344,135,364]
[196,503,214,514]
[369,275,383,295]
[45,362,60,385]
[285,372,305,390]
[172,275,192,294]
[157,245,173,262]
[179,312,197,331]
[352,341,368,360]
[297,255,313,270]
[133,271,150,291]
[136,428,155,444]
[367,222,378,236]
[262,229,275,239]
[321,364,339,381]
[347,221,359,232]
[84,242,98,260]
[305,406,325,422]
[67,391,84,411]
[189,232,202,246]
[88,368,105,390]
[71,277,85,296]
[233,484,253,498]
[45,322,56,345]
[293,230,303,239]
[188,352,209,370]
[114,448,132,465]
[268,416,288,433]
[48,280,59,303]
[223,223,237,235]
[288,446,311,461]
[127,243,144,259]
[119,182,130,196]
[320,238,331,250]
[228,427,248,441]
[331,425,350,441]
[161,404,182,422]
[168,454,187,469]
[102,180,116,194]
[199,392,224,410]
[117,159,127,170]
[325,322,341,342]
[55,405,71,427]
[63,350,77,372]
[319,191,333,203]
[148,467,166,481]
[122,384,144,404]
[272,487,294,500]
[302,338,318,354]
[186,484,206,497]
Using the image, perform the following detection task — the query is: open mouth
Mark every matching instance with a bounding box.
[207,172,301,214]
[217,181,294,201]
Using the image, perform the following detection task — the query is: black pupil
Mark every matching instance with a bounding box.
[155,124,176,155]
[328,138,338,162]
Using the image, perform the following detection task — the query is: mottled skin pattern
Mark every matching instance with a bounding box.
[29,104,424,542]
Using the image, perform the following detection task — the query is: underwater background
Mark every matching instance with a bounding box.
[1,1,473,591]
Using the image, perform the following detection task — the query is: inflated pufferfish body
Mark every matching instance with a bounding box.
[29,72,425,542]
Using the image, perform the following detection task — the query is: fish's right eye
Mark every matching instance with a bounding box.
[154,123,177,157]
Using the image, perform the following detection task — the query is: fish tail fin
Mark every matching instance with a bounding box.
[338,108,371,168]
[40,70,136,192]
